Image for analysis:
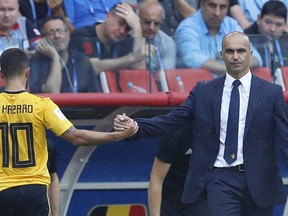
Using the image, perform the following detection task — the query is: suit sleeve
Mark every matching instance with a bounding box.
[134,83,199,138]
[274,85,288,167]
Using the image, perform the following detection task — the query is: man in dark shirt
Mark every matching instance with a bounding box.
[47,140,60,216]
[19,0,73,32]
[29,15,99,93]
[244,1,287,70]
[70,2,146,75]
[148,123,208,216]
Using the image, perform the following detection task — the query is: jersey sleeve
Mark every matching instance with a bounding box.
[43,99,73,136]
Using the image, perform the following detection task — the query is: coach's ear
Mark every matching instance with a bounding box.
[25,67,30,78]
[0,70,4,80]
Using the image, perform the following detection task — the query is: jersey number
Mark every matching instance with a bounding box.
[0,122,35,168]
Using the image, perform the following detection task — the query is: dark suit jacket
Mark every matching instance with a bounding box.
[135,75,288,208]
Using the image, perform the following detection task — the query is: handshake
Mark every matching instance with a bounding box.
[114,113,139,139]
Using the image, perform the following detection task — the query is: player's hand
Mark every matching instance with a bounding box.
[114,113,134,131]
[122,120,139,138]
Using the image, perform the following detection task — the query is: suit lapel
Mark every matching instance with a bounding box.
[244,75,262,140]
[213,76,225,138]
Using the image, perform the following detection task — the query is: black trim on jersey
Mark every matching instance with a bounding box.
[0,123,9,167]
[3,90,26,94]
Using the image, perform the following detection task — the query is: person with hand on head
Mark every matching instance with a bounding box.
[70,2,146,75]
[114,31,288,216]
[138,0,176,74]
[148,123,208,216]
[29,15,100,93]
[175,0,262,76]
[0,48,137,216]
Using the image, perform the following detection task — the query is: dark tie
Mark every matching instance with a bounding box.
[224,80,241,164]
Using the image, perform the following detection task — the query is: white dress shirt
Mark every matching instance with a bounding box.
[214,71,252,167]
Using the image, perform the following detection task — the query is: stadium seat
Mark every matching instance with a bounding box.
[251,67,273,83]
[278,66,288,90]
[0,77,4,92]
[164,68,214,93]
[100,69,159,93]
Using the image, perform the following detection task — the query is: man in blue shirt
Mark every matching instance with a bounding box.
[64,0,120,29]
[175,0,262,76]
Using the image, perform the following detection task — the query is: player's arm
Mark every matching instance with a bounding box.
[60,123,138,146]
[148,157,171,216]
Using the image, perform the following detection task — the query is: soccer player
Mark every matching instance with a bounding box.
[0,48,137,215]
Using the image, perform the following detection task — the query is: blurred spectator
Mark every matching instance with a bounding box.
[47,140,60,216]
[19,0,74,32]
[244,0,287,69]
[138,0,250,37]
[137,0,196,37]
[29,15,99,93]
[238,0,288,27]
[138,0,176,74]
[148,123,208,216]
[70,2,146,75]
[64,0,121,30]
[0,0,41,55]
[228,0,251,29]
[159,0,196,37]
[239,0,288,33]
[238,0,267,24]
[175,0,262,76]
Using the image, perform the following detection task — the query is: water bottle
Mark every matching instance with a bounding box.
[176,76,185,93]
[127,82,147,93]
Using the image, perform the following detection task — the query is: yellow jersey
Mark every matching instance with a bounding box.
[0,91,73,191]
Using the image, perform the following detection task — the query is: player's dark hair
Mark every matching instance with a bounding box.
[0,48,29,78]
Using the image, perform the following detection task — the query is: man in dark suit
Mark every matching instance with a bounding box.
[114,31,288,216]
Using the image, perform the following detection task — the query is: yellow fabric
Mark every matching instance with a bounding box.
[0,92,73,191]
[106,205,131,216]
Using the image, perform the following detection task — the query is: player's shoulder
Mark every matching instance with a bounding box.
[25,92,53,104]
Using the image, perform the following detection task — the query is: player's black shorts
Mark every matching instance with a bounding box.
[0,184,50,216]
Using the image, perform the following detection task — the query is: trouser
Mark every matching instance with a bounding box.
[206,167,273,216]
[0,184,50,216]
